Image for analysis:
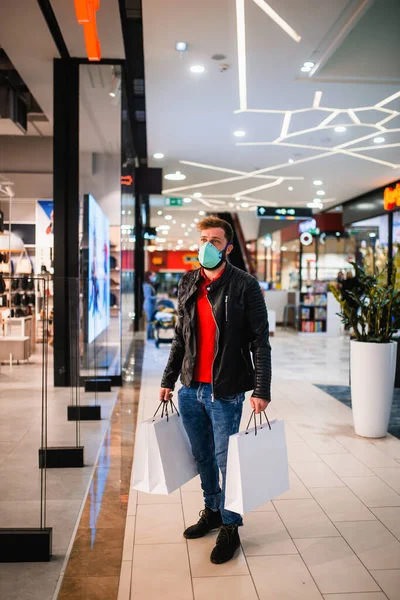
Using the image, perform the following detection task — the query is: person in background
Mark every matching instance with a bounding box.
[142,272,157,340]
[337,270,345,286]
[159,215,271,565]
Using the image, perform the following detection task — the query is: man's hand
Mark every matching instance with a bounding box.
[160,388,173,402]
[250,396,270,415]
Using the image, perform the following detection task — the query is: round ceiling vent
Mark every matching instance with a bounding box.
[211,54,227,61]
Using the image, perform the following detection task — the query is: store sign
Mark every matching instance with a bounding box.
[257,207,312,220]
[75,0,101,61]
[300,232,313,246]
[384,183,400,211]
[165,197,183,207]
[299,218,317,234]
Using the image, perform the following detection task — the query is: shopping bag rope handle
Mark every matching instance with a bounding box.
[153,399,181,422]
[245,410,271,436]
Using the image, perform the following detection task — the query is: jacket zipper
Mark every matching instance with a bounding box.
[207,294,219,402]
[225,295,228,322]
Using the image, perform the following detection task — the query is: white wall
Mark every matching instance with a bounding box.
[238,211,260,241]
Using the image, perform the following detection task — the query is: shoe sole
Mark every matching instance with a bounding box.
[210,542,241,564]
[183,526,220,540]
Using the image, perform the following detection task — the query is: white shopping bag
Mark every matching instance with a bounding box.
[225,418,289,514]
[132,410,198,495]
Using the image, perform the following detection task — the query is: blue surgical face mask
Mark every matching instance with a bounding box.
[198,241,230,270]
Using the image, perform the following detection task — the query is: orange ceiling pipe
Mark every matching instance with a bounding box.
[74,0,101,61]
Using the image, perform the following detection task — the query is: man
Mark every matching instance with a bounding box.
[160,216,271,564]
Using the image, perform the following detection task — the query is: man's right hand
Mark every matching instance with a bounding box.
[160,388,173,402]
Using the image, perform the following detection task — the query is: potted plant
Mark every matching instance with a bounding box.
[330,262,400,438]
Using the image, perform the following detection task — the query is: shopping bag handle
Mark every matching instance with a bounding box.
[153,400,180,422]
[245,410,271,436]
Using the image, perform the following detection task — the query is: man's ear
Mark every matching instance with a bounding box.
[226,244,234,255]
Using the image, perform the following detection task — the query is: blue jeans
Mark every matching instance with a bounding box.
[178,383,244,526]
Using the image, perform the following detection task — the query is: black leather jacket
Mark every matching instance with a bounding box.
[161,262,272,401]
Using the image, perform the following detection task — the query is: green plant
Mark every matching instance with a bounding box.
[329,262,400,343]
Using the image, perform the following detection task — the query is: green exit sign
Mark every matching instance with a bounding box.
[165,197,183,207]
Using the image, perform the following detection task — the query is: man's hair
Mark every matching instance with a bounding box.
[197,216,234,244]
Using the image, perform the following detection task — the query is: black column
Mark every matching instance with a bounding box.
[53,59,80,387]
[134,185,144,333]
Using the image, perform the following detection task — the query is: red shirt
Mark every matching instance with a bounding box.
[193,267,225,383]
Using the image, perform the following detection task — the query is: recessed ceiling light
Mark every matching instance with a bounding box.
[307,202,322,209]
[165,215,172,220]
[153,153,164,159]
[109,92,116,98]
[193,192,202,198]
[313,180,323,186]
[374,137,385,144]
[199,211,206,216]
[194,218,199,223]
[172,220,177,224]
[304,61,315,68]
[234,130,246,137]
[301,66,312,73]
[178,239,183,244]
[181,223,186,228]
[281,246,287,251]
[183,197,192,203]
[241,202,249,208]
[288,186,293,191]
[164,171,186,181]
[316,190,326,196]
[288,159,294,164]
[157,210,163,215]
[334,126,347,133]
[176,42,188,52]
[184,232,189,236]
[190,65,205,74]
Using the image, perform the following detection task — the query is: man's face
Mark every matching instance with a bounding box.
[199,228,232,255]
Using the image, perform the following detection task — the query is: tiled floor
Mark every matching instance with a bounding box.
[119,332,400,600]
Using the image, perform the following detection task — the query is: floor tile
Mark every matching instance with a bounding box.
[291,462,345,488]
[287,441,322,463]
[248,554,323,599]
[187,535,249,577]
[131,543,193,599]
[343,477,400,507]
[372,467,400,494]
[275,470,312,500]
[181,490,205,528]
[273,498,340,538]
[135,503,185,544]
[193,575,258,600]
[370,570,400,600]
[137,488,182,504]
[117,561,132,600]
[321,454,374,478]
[371,507,400,540]
[322,594,386,599]
[57,577,119,600]
[122,516,135,561]
[250,499,276,512]
[311,488,376,523]
[301,434,349,455]
[127,489,137,516]
[181,474,202,492]
[295,537,380,594]
[336,520,400,570]
[241,511,298,556]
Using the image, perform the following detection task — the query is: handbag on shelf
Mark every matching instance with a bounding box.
[15,250,33,275]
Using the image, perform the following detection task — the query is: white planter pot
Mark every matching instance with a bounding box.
[350,340,397,438]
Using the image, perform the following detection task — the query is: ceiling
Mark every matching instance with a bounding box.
[143,0,400,223]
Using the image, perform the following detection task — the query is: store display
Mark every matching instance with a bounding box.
[299,283,328,334]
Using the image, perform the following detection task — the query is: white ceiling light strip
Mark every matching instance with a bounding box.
[251,0,301,43]
[376,90,400,108]
[350,142,400,152]
[377,113,398,127]
[237,177,284,196]
[313,91,323,109]
[335,128,400,150]
[179,160,303,180]
[348,110,361,124]
[319,110,341,128]
[236,0,247,111]
[280,112,292,139]
[341,149,399,169]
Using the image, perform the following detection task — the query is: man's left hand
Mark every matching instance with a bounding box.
[250,396,270,414]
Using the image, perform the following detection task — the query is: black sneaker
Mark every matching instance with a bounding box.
[183,507,222,539]
[210,525,241,564]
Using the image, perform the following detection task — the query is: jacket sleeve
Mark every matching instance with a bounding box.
[245,278,272,402]
[160,278,186,389]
